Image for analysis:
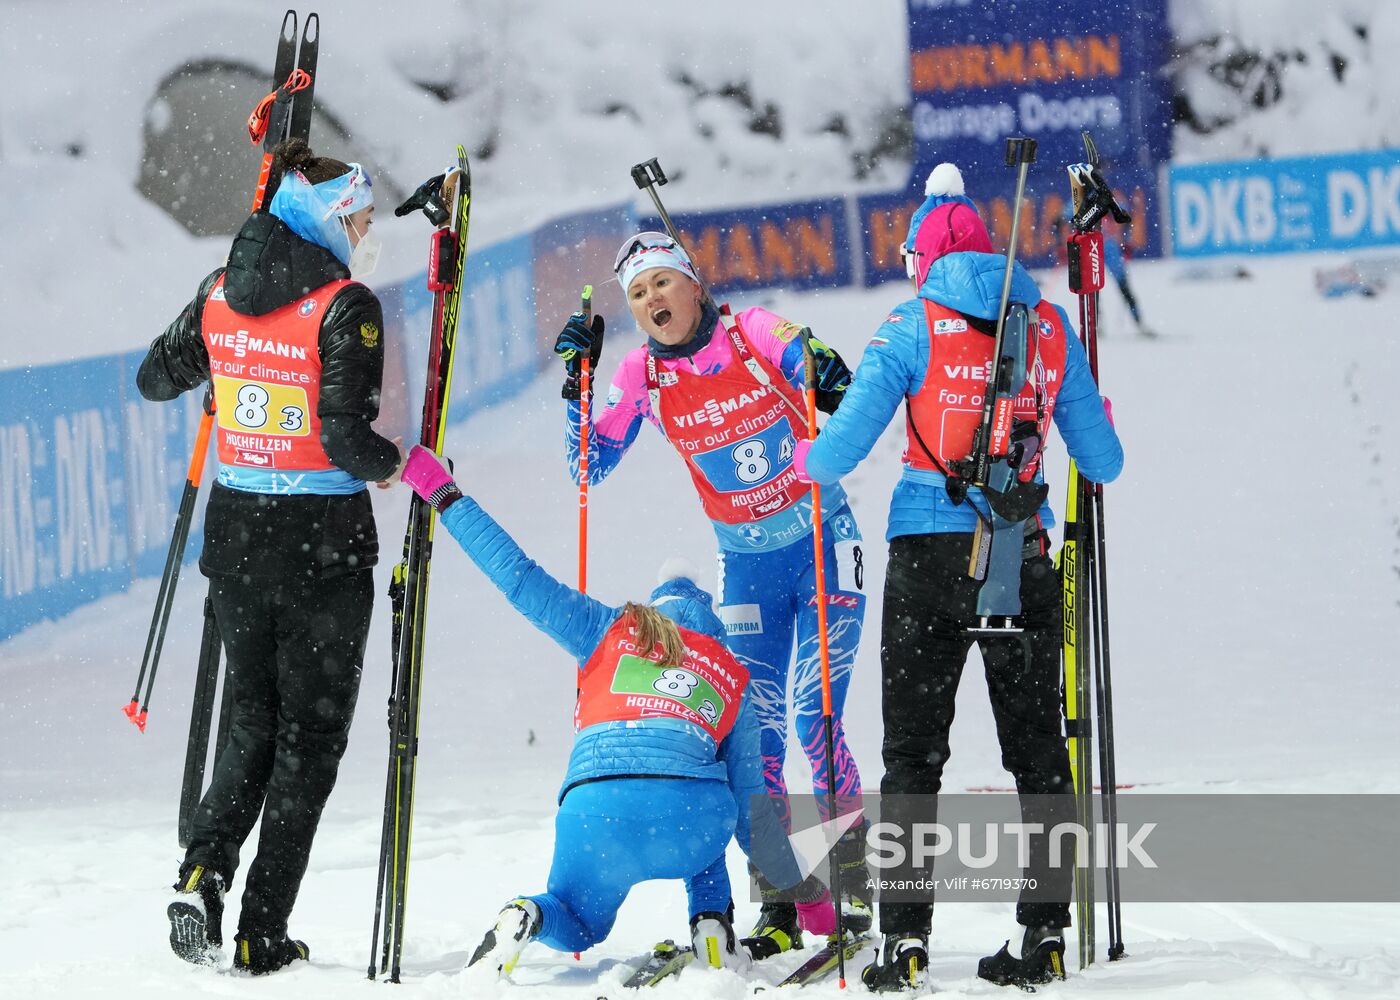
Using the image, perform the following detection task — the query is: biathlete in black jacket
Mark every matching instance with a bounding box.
[137,137,404,975]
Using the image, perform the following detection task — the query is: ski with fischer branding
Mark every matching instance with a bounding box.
[1060,130,1129,968]
[620,941,695,988]
[367,147,473,983]
[777,931,872,987]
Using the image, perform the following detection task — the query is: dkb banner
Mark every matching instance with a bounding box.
[1169,149,1400,257]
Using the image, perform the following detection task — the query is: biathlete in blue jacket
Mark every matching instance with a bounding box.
[552,232,875,944]
[396,446,837,979]
[792,164,1124,993]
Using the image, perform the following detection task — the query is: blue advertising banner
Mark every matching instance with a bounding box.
[640,198,855,298]
[905,0,1171,265]
[856,165,1156,284]
[390,231,540,446]
[0,356,141,640]
[1169,150,1400,257]
[907,0,1170,173]
[532,202,635,339]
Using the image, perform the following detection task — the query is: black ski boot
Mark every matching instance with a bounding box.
[742,866,804,960]
[836,820,875,934]
[977,924,1066,988]
[232,931,309,975]
[860,933,929,992]
[743,899,803,960]
[167,863,225,965]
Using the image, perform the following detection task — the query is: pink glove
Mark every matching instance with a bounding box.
[794,886,837,937]
[400,445,462,511]
[1103,395,1115,428]
[792,438,814,484]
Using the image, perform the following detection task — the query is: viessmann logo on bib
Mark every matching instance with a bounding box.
[207,330,309,362]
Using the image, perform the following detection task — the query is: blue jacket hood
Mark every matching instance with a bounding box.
[918,250,1042,320]
[648,575,726,644]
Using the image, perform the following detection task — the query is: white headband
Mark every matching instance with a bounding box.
[617,243,699,292]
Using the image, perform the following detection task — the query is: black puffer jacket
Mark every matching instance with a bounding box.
[138,213,399,580]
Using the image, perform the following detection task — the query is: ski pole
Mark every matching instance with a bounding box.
[577,284,594,593]
[177,595,223,847]
[799,327,848,988]
[123,388,215,732]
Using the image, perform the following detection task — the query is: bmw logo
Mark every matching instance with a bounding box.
[299,298,317,317]
[833,514,855,539]
[739,524,768,547]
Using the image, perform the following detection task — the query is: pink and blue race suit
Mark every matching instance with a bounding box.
[565,307,865,815]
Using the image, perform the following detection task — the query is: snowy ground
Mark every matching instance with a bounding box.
[3,250,1399,997]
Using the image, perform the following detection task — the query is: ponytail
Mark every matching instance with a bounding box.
[621,602,685,668]
[269,136,351,191]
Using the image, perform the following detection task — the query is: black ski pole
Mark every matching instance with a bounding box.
[123,388,215,732]
[178,595,223,847]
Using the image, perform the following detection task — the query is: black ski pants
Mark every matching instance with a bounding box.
[185,568,372,938]
[876,532,1073,935]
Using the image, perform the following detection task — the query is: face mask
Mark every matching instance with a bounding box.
[347,223,381,279]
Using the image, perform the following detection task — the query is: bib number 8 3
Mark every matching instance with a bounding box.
[215,377,311,437]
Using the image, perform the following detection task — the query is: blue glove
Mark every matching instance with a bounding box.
[555,313,604,399]
[808,334,851,413]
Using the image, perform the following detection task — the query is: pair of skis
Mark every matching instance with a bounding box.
[367,151,474,983]
[121,10,321,851]
[1060,132,1128,969]
[621,932,870,989]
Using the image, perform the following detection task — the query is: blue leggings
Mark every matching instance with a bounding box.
[524,777,737,953]
[718,504,866,817]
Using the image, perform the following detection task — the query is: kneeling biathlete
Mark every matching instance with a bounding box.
[397,446,835,977]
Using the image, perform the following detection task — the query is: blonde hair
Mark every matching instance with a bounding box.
[621,602,685,668]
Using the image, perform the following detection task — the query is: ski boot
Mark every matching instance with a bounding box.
[467,898,541,976]
[861,932,929,992]
[232,932,309,975]
[836,820,875,934]
[742,867,804,960]
[691,909,750,972]
[743,898,803,960]
[977,924,1066,988]
[167,863,225,966]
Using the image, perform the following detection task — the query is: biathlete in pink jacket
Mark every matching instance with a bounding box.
[554,232,874,946]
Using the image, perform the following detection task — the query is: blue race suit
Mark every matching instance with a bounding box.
[436,495,804,951]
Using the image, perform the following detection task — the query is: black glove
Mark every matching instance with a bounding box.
[808,334,852,414]
[557,313,605,400]
[394,173,449,225]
